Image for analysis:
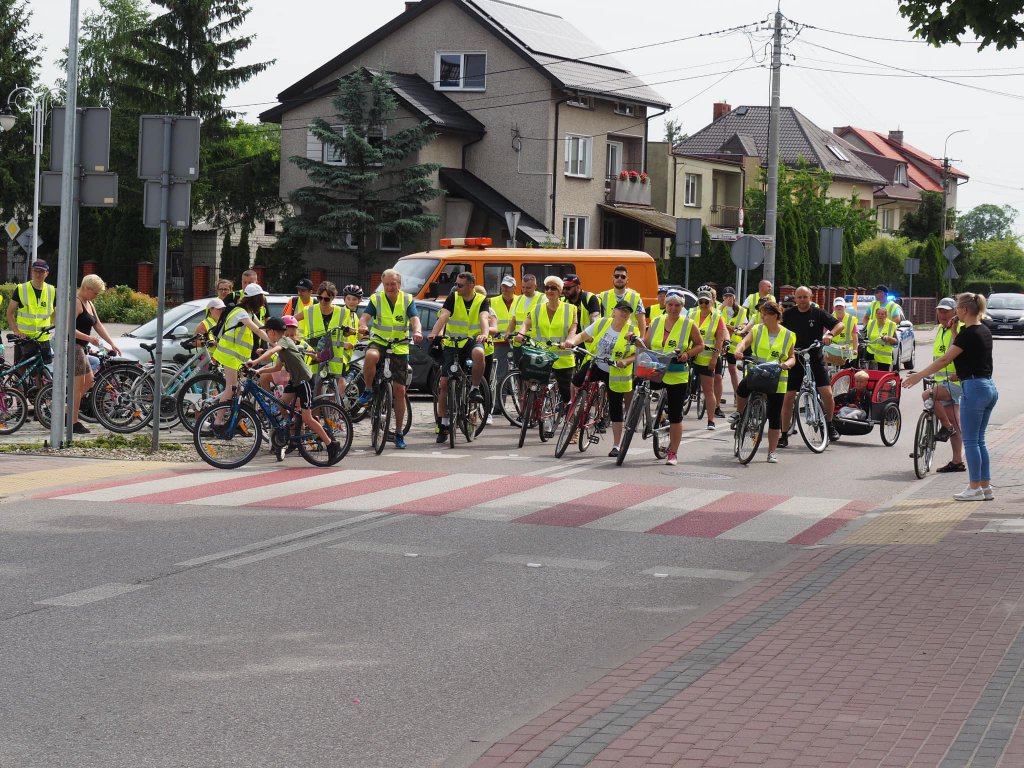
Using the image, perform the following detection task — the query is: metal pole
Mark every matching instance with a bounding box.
[908,272,914,323]
[29,93,45,282]
[684,248,690,291]
[152,117,172,451]
[49,0,81,450]
[827,261,833,302]
[65,142,82,445]
[763,10,783,284]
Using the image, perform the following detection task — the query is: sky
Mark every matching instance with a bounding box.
[28,0,1024,236]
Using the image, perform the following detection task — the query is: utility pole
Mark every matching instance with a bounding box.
[763,9,783,283]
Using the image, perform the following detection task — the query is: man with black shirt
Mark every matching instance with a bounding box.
[561,273,600,324]
[781,285,845,445]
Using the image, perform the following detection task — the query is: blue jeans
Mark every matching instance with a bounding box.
[960,378,998,483]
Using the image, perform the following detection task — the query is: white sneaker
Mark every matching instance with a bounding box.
[486,414,494,425]
[982,486,995,501]
[767,451,779,463]
[953,487,985,502]
[706,422,716,431]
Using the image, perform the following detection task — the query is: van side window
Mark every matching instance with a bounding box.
[483,263,513,295]
[522,263,575,282]
[435,263,470,289]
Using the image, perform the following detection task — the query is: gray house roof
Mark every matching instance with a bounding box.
[674,106,886,185]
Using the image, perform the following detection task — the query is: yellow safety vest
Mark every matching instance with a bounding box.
[721,303,748,347]
[751,325,795,394]
[693,309,722,366]
[369,291,413,355]
[867,299,901,322]
[649,314,693,385]
[933,321,964,382]
[531,301,576,369]
[648,304,665,322]
[865,318,898,365]
[513,293,542,325]
[586,318,635,392]
[598,288,641,317]
[491,296,517,338]
[231,289,267,324]
[444,292,485,347]
[832,313,857,345]
[305,305,347,375]
[212,307,254,370]
[743,292,776,313]
[15,282,55,340]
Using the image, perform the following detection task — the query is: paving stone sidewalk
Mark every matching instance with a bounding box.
[468,414,1024,768]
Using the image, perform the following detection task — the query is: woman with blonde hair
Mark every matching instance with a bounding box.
[72,274,121,434]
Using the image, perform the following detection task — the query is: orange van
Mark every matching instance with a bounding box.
[384,240,660,308]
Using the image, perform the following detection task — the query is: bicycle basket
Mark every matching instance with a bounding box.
[746,361,782,394]
[315,336,334,363]
[519,346,559,381]
[634,351,669,380]
[823,343,855,366]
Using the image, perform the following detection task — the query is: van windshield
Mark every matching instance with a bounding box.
[380,257,440,295]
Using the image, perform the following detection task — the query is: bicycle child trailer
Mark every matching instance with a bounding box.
[519,346,559,382]
[746,361,782,394]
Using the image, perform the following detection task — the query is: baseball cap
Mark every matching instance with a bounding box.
[563,273,581,287]
[613,300,634,313]
[874,284,888,294]
[936,297,957,311]
[723,286,736,296]
[243,283,266,297]
[500,275,516,288]
[281,314,300,328]
[262,317,286,331]
[833,297,846,307]
[30,259,49,271]
[697,290,713,302]
[206,298,226,309]
[657,286,668,294]
[295,278,314,291]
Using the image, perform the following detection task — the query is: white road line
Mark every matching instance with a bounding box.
[641,567,754,582]
[187,469,396,506]
[584,488,729,533]
[310,473,504,511]
[547,460,600,479]
[329,541,454,557]
[55,469,260,502]
[982,520,1024,533]
[381,451,470,459]
[449,478,616,522]
[485,554,611,571]
[717,496,850,543]
[174,512,391,567]
[35,583,149,607]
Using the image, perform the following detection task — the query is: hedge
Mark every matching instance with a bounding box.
[0,283,157,330]
[962,279,1024,295]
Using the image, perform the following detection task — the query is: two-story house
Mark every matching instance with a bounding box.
[259,0,669,278]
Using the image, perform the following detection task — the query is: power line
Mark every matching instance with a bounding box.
[787,19,981,46]
[786,63,1024,80]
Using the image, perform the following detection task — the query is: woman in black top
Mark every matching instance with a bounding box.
[73,275,121,434]
[905,293,997,501]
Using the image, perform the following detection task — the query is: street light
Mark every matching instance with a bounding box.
[1,86,49,279]
[940,129,968,244]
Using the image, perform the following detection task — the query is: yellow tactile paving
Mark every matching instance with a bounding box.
[1,461,179,499]
[843,498,974,545]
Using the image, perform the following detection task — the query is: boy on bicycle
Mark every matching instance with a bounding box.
[245,316,343,465]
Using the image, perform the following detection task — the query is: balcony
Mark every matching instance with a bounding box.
[606,175,651,206]
[708,204,743,229]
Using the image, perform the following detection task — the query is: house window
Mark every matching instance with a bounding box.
[684,173,700,207]
[564,134,592,178]
[567,95,592,109]
[606,141,622,179]
[328,232,358,251]
[483,263,514,295]
[880,208,895,231]
[562,216,589,249]
[894,164,907,185]
[614,102,636,117]
[264,219,277,236]
[323,124,386,166]
[379,229,401,251]
[437,52,486,90]
[826,144,850,162]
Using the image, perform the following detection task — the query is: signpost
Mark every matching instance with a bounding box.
[731,235,766,303]
[138,115,200,451]
[818,227,843,299]
[675,218,702,290]
[904,258,921,321]
[504,211,521,248]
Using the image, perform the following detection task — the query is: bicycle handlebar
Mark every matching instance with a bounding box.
[795,340,823,355]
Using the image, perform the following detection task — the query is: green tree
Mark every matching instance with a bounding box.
[279,70,443,267]
[957,203,1019,242]
[899,190,945,241]
[202,122,282,235]
[898,0,1024,50]
[968,238,1024,278]
[853,236,910,289]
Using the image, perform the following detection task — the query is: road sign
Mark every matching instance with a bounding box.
[5,218,20,240]
[504,211,521,247]
[730,235,765,270]
[50,107,111,172]
[709,231,774,244]
[943,244,960,262]
[138,115,200,180]
[944,264,960,279]
[675,218,702,258]
[904,258,920,275]
[143,180,191,229]
[15,228,41,252]
[818,227,843,265]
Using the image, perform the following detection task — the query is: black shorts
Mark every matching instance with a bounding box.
[725,352,737,366]
[787,352,830,392]
[736,380,785,430]
[440,340,482,379]
[652,381,686,424]
[284,380,313,407]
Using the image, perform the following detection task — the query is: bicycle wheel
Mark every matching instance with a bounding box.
[517,388,536,448]
[696,381,707,420]
[370,385,392,455]
[0,387,28,434]
[682,378,694,416]
[498,370,524,427]
[176,371,226,433]
[652,394,670,460]
[736,395,767,465]
[643,389,659,440]
[399,391,413,436]
[913,411,935,479]
[193,402,262,469]
[617,390,645,466]
[795,389,829,453]
[880,402,902,446]
[556,392,584,458]
[464,384,490,441]
[581,384,606,453]
[92,366,151,434]
[448,377,459,448]
[298,398,353,467]
[33,384,53,429]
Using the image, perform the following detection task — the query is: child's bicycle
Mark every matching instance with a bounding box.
[193,367,352,469]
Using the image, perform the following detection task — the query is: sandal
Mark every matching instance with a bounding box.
[936,461,966,473]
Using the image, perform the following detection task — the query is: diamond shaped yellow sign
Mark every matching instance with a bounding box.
[5,218,20,240]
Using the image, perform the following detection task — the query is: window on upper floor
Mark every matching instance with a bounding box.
[880,207,895,231]
[894,164,907,185]
[437,52,486,90]
[564,134,592,178]
[614,102,636,117]
[264,219,277,236]
[684,173,701,207]
[567,94,593,109]
[311,124,386,167]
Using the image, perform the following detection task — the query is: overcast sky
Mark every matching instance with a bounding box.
[29,0,1024,235]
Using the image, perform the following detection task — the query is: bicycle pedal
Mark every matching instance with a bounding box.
[589,435,600,444]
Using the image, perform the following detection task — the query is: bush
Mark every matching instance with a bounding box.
[963,278,1024,295]
[93,285,158,325]
[0,283,16,330]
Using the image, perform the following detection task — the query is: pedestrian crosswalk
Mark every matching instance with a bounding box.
[38,468,870,545]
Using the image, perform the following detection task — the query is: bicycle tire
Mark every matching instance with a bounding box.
[913,411,935,479]
[498,370,524,427]
[298,398,353,466]
[581,384,606,453]
[448,376,459,449]
[652,394,670,460]
[398,391,413,436]
[0,387,28,435]
[642,389,659,440]
[518,388,536,448]
[795,389,828,453]
[880,401,901,446]
[696,381,706,420]
[465,385,490,440]
[556,392,584,458]
[175,371,226,433]
[736,395,767,465]
[92,365,152,434]
[193,402,263,469]
[617,390,645,466]
[370,385,392,455]
[682,377,694,416]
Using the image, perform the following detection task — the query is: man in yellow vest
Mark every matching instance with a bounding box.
[490,275,519,416]
[930,297,966,473]
[598,265,647,336]
[742,279,776,314]
[430,271,491,443]
[6,259,56,364]
[863,284,904,325]
[647,286,668,322]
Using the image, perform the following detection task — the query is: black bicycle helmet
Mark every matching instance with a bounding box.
[342,284,364,298]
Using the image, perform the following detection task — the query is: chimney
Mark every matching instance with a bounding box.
[405,1,418,10]
[888,129,904,145]
[713,101,732,121]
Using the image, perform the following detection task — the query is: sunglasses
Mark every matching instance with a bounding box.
[319,295,333,301]
[698,300,710,305]
[545,286,560,292]
[613,274,627,279]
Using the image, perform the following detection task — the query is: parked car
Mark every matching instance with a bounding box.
[982,293,1024,337]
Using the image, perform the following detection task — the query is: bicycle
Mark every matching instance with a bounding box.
[732,359,777,465]
[365,336,418,455]
[496,339,527,427]
[681,361,705,420]
[554,347,611,458]
[439,338,492,449]
[792,340,829,453]
[513,337,563,449]
[911,376,939,479]
[616,340,675,466]
[35,345,133,429]
[1,327,55,403]
[0,360,28,434]
[193,367,352,469]
[336,339,412,439]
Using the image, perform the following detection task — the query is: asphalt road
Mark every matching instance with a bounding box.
[2,334,1021,768]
